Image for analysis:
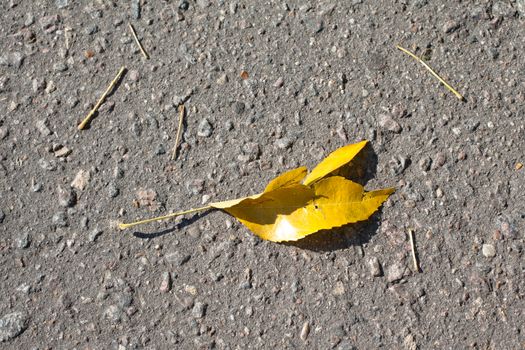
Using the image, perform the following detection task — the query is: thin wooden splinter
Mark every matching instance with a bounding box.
[171,104,185,160]
[78,66,126,130]
[396,45,465,101]
[118,205,212,230]
[128,23,149,59]
[408,229,421,272]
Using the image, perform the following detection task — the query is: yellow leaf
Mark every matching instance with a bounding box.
[302,140,368,186]
[218,176,394,242]
[211,166,308,210]
[118,141,394,242]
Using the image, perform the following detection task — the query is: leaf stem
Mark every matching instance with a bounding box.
[396,45,464,101]
[118,205,212,230]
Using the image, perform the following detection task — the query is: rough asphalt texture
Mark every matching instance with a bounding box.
[1,0,524,349]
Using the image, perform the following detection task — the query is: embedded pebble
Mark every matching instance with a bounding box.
[52,212,68,227]
[89,228,102,242]
[58,186,76,207]
[104,305,123,323]
[482,244,496,258]
[368,257,382,277]
[0,209,4,223]
[386,262,405,282]
[131,0,141,19]
[36,119,51,136]
[107,183,120,198]
[0,312,29,342]
[275,137,293,149]
[431,152,446,170]
[418,157,432,171]
[232,101,245,115]
[160,272,172,293]
[379,114,402,133]
[55,0,68,9]
[192,302,207,318]
[15,232,30,249]
[197,119,213,137]
[0,127,8,140]
[71,170,91,191]
[300,321,310,341]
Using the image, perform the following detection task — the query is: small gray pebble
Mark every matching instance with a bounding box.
[38,158,57,171]
[10,52,25,69]
[192,302,207,318]
[160,272,172,293]
[431,152,446,170]
[196,0,209,8]
[128,70,140,82]
[179,0,189,11]
[379,114,402,133]
[197,119,213,137]
[368,257,382,277]
[275,137,293,149]
[131,0,140,19]
[0,127,8,140]
[165,252,191,266]
[517,0,525,17]
[386,262,405,282]
[36,119,51,136]
[58,186,76,207]
[442,20,460,34]
[232,101,245,115]
[482,244,496,258]
[52,212,68,227]
[16,232,30,249]
[154,144,166,155]
[53,62,67,72]
[55,0,68,9]
[0,209,4,223]
[104,305,122,323]
[114,292,133,308]
[89,228,103,242]
[107,183,120,198]
[418,157,432,171]
[0,312,29,342]
[84,25,98,35]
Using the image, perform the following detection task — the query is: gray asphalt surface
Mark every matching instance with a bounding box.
[1,1,524,349]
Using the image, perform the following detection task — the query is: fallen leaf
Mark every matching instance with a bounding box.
[120,140,394,242]
[214,176,393,242]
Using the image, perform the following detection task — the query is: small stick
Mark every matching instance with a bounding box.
[78,66,126,130]
[128,23,149,59]
[118,205,212,230]
[396,45,465,101]
[171,104,185,160]
[408,228,420,272]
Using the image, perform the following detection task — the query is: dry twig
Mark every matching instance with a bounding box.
[396,45,464,101]
[128,23,149,59]
[171,104,185,160]
[78,66,126,130]
[408,228,421,272]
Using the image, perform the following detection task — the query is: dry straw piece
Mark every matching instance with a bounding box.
[396,45,465,101]
[128,23,149,59]
[171,104,185,160]
[408,228,421,272]
[78,66,126,130]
